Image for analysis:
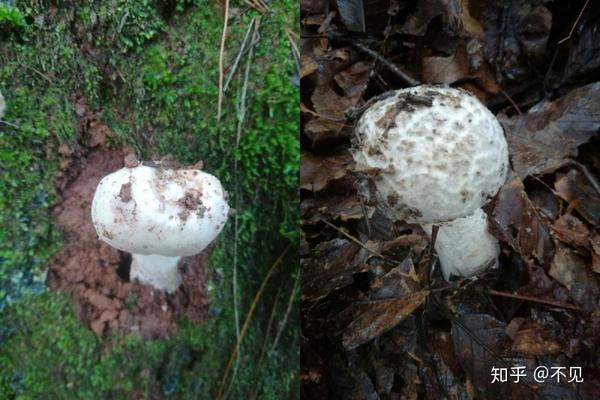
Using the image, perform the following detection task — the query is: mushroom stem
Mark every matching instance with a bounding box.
[424,208,499,281]
[130,254,182,293]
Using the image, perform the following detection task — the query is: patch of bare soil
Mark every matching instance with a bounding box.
[46,94,210,339]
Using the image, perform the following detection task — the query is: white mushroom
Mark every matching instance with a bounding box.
[91,162,229,292]
[351,85,509,281]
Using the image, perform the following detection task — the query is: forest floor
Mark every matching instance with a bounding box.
[0,1,298,398]
[300,1,600,399]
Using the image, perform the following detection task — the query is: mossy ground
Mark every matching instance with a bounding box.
[0,1,298,398]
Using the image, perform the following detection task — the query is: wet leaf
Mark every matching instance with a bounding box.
[478,3,551,81]
[301,193,365,224]
[300,336,329,399]
[484,178,555,265]
[303,118,350,144]
[549,245,600,310]
[369,256,419,299]
[334,61,371,97]
[328,354,378,400]
[452,314,506,387]
[550,213,589,249]
[546,7,600,88]
[300,152,351,191]
[301,238,363,301]
[422,46,470,84]
[342,289,428,350]
[400,0,452,36]
[311,85,358,121]
[301,54,319,78]
[509,319,562,356]
[336,0,366,32]
[591,233,600,274]
[499,82,600,178]
[525,179,561,220]
[452,313,534,399]
[555,169,600,226]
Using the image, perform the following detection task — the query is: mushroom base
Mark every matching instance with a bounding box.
[424,208,499,281]
[130,254,182,293]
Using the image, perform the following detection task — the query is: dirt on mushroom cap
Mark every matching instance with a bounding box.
[351,85,509,224]
[48,143,210,339]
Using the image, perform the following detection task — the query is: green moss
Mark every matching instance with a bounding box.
[0,4,26,31]
[0,0,298,398]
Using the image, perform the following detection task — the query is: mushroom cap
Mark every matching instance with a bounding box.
[91,165,229,256]
[352,85,509,224]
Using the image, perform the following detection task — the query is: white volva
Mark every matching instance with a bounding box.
[91,164,229,292]
[352,85,508,280]
[424,209,500,280]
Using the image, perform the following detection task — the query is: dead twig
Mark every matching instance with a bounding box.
[0,119,21,129]
[248,285,283,400]
[557,0,590,44]
[243,0,268,13]
[488,289,583,311]
[19,63,53,84]
[321,219,415,278]
[217,0,230,121]
[499,87,522,115]
[224,17,257,92]
[225,19,260,399]
[347,41,420,87]
[270,272,299,354]
[216,245,291,400]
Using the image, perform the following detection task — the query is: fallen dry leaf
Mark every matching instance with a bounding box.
[342,289,428,350]
[334,61,371,97]
[549,245,600,310]
[311,84,359,120]
[591,234,600,274]
[301,193,364,224]
[510,319,562,356]
[336,0,366,32]
[422,46,470,84]
[301,54,319,78]
[555,169,600,226]
[499,82,600,178]
[300,152,352,191]
[484,178,555,266]
[550,213,590,249]
[453,314,521,398]
[301,238,363,302]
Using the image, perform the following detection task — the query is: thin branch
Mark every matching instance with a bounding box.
[243,0,268,12]
[217,0,230,121]
[270,272,299,354]
[321,219,414,278]
[224,17,256,92]
[0,119,21,129]
[225,19,259,399]
[249,285,283,400]
[488,289,583,311]
[20,63,53,84]
[499,87,522,115]
[347,41,420,87]
[216,245,291,400]
[557,0,590,44]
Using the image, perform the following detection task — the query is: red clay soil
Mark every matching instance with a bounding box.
[46,97,210,339]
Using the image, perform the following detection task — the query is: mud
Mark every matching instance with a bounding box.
[47,97,210,339]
